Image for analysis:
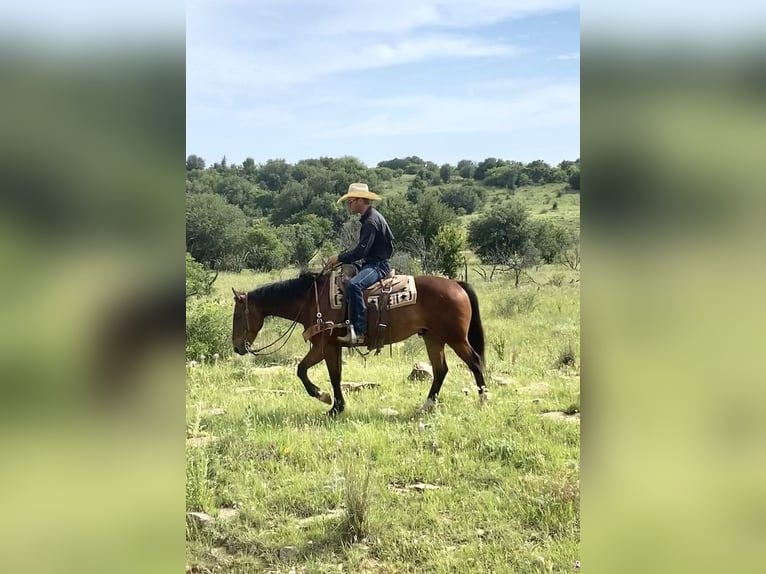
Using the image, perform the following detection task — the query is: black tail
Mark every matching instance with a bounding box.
[457,281,485,370]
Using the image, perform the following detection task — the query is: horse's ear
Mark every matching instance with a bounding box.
[232,288,244,301]
[232,288,238,298]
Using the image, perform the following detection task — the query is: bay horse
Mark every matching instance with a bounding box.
[231,271,486,416]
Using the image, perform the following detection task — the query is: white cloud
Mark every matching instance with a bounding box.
[554,52,580,61]
[319,81,580,138]
[188,0,579,37]
[187,0,580,161]
[187,34,525,97]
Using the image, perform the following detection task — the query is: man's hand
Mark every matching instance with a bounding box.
[325,255,339,269]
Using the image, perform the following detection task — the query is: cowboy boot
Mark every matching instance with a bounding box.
[336,327,365,346]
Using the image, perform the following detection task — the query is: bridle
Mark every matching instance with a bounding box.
[241,271,331,355]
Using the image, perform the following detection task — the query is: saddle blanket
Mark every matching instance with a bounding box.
[329,270,417,310]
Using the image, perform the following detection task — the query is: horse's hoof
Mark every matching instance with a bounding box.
[326,405,344,417]
[318,391,332,405]
[417,397,438,414]
[479,388,490,407]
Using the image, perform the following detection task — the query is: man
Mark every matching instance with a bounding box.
[325,183,394,346]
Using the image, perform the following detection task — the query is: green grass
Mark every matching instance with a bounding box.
[187,265,580,572]
[463,182,580,234]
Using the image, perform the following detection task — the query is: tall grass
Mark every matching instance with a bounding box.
[342,460,374,543]
[186,263,580,573]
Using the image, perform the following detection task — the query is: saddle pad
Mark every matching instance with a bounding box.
[329,270,417,310]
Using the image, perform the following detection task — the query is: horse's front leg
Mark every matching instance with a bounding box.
[323,342,345,416]
[297,342,332,405]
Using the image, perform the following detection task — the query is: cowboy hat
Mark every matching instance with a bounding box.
[337,182,381,204]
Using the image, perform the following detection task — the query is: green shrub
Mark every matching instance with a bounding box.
[186,252,216,298]
[549,272,566,287]
[186,298,232,360]
[556,342,577,369]
[186,447,214,513]
[498,290,538,316]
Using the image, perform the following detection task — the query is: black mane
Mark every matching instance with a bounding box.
[248,272,321,306]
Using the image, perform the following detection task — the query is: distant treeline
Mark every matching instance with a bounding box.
[185,154,579,274]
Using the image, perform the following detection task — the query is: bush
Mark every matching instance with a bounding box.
[186,252,216,298]
[186,448,214,514]
[390,252,422,275]
[549,272,566,287]
[531,220,573,264]
[556,342,577,369]
[498,290,538,316]
[439,185,483,214]
[431,224,466,279]
[186,298,232,360]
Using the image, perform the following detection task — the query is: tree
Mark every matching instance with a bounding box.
[560,233,580,270]
[305,193,347,231]
[242,157,258,182]
[324,156,378,194]
[417,191,457,248]
[522,160,553,184]
[457,159,476,179]
[381,195,421,254]
[402,156,425,174]
[440,184,483,214]
[568,167,580,190]
[214,174,256,211]
[548,167,570,183]
[474,157,503,180]
[439,163,452,183]
[243,222,290,271]
[377,158,409,171]
[185,193,248,269]
[270,181,311,226]
[258,158,292,191]
[374,166,396,182]
[186,169,222,195]
[432,224,466,279]
[305,170,338,196]
[502,241,540,288]
[186,154,206,171]
[279,216,333,269]
[530,220,572,263]
[405,176,427,203]
[468,201,533,263]
[483,165,519,189]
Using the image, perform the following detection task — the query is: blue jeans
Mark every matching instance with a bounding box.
[347,260,390,335]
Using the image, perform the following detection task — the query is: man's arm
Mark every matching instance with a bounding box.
[338,222,376,264]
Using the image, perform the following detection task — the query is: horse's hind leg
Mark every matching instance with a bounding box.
[419,334,448,413]
[448,339,488,403]
[297,342,332,405]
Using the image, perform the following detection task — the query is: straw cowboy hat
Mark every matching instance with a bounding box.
[337,182,381,204]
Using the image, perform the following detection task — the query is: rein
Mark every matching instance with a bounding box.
[243,270,331,356]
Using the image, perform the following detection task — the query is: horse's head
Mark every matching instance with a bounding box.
[231,288,264,355]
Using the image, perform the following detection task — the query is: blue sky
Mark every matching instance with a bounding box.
[187,0,580,168]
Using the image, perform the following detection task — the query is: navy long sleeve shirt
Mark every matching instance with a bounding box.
[338,207,394,265]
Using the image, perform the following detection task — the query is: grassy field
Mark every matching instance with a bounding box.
[187,263,580,573]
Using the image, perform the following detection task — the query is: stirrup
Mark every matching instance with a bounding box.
[337,332,365,346]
